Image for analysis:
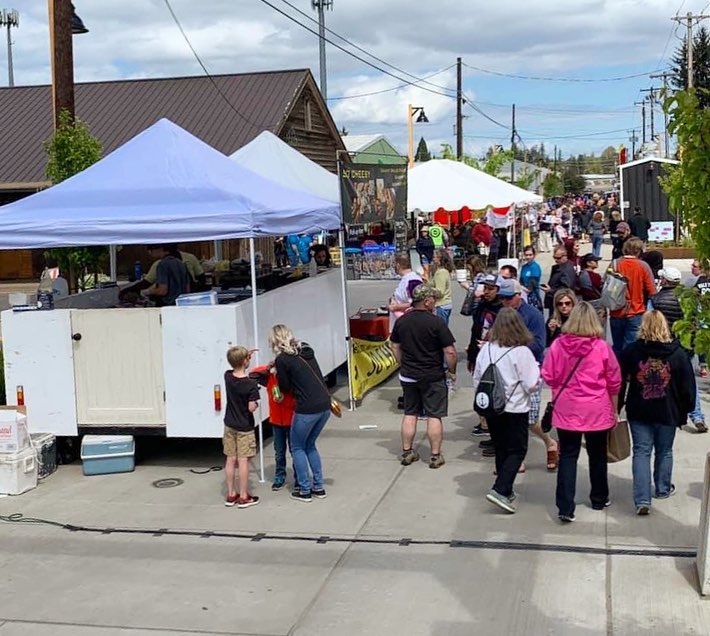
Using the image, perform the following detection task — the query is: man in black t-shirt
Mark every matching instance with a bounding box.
[144,244,190,306]
[390,284,457,469]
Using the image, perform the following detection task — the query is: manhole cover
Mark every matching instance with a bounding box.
[152,478,184,489]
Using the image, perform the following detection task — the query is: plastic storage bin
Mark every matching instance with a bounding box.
[81,435,135,476]
[175,290,218,306]
[0,446,38,495]
[31,433,57,479]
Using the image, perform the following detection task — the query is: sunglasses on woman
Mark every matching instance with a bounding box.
[557,300,573,307]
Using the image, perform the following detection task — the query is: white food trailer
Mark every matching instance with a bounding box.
[2,269,346,438]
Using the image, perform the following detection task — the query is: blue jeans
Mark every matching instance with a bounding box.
[610,314,642,357]
[629,421,676,506]
[272,425,297,484]
[592,236,603,258]
[436,305,452,325]
[290,410,330,494]
[690,383,705,423]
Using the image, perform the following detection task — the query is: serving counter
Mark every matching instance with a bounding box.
[2,269,347,438]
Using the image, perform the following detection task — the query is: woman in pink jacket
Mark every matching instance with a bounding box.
[541,302,622,523]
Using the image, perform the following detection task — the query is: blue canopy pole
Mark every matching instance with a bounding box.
[249,237,265,483]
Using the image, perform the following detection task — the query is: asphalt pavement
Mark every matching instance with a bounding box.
[0,244,709,635]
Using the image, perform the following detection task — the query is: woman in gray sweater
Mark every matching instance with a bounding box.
[587,211,606,259]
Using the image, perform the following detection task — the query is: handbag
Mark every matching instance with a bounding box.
[541,357,583,433]
[607,419,631,463]
[298,354,343,418]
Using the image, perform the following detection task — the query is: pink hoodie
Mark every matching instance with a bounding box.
[541,334,622,432]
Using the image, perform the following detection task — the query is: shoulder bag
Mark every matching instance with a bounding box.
[607,419,631,463]
[298,355,343,418]
[541,357,584,433]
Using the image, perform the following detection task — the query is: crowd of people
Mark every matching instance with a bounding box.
[219,208,707,524]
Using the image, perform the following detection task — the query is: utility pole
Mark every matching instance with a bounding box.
[628,129,638,159]
[650,71,673,157]
[641,87,657,142]
[634,100,646,145]
[0,8,19,87]
[456,56,463,160]
[553,144,557,172]
[311,0,333,100]
[671,11,710,89]
[510,104,516,183]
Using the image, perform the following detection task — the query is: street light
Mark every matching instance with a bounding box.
[408,104,428,168]
[71,2,88,34]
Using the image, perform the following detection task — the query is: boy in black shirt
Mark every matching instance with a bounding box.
[223,346,260,508]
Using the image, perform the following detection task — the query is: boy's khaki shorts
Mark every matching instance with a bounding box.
[223,428,256,458]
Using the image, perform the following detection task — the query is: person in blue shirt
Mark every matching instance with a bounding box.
[520,245,543,312]
[286,234,300,267]
[297,234,313,265]
[498,278,559,472]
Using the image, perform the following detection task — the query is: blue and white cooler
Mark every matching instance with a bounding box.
[81,435,135,476]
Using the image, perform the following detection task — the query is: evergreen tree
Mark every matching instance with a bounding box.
[414,137,431,162]
[671,27,710,108]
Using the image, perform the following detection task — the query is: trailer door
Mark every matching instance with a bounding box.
[72,309,165,427]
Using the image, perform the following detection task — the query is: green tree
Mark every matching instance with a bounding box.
[438,143,481,169]
[660,88,710,356]
[44,110,104,291]
[671,27,710,109]
[515,169,536,191]
[414,137,431,162]
[542,172,564,198]
[482,149,513,176]
[563,170,586,193]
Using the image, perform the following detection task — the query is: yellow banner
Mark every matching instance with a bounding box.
[349,337,399,401]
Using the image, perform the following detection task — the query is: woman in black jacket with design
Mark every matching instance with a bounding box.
[620,311,695,516]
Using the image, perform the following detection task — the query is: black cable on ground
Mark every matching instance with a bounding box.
[0,514,696,559]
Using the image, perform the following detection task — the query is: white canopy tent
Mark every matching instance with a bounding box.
[0,119,345,481]
[408,159,542,212]
[230,130,340,203]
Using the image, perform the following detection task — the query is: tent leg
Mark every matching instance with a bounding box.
[339,228,355,411]
[109,245,118,282]
[249,238,265,483]
[214,240,223,261]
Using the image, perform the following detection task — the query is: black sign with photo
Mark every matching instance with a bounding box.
[339,163,408,225]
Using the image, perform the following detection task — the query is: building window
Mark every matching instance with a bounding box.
[304,98,313,131]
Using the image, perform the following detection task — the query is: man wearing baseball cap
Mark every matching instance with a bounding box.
[467,274,504,437]
[390,285,458,469]
[612,221,632,260]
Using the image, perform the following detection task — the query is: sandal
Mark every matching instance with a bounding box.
[546,446,559,471]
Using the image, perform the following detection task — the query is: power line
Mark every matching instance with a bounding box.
[161,0,261,131]
[463,62,650,83]
[257,0,455,100]
[276,0,456,96]
[463,95,509,129]
[328,65,456,101]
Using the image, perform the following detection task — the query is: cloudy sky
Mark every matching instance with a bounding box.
[5,0,701,164]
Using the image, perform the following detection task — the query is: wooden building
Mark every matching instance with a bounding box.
[0,69,345,279]
[619,157,679,223]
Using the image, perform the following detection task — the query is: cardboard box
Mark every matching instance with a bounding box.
[0,406,29,454]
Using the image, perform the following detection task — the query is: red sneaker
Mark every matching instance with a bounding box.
[237,495,260,509]
[224,494,239,507]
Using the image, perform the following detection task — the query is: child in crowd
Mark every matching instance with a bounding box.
[250,362,298,491]
[223,346,260,508]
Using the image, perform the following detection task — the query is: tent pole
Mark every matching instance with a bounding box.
[109,245,117,282]
[249,237,265,483]
[214,240,223,261]
[339,227,355,411]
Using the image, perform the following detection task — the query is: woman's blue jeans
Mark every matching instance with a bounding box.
[629,421,676,506]
[592,236,603,258]
[436,305,452,325]
[290,410,330,494]
[272,425,297,485]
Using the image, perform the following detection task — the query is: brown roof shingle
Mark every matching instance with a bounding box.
[0,69,314,188]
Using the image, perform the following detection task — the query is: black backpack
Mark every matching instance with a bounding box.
[474,347,520,417]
